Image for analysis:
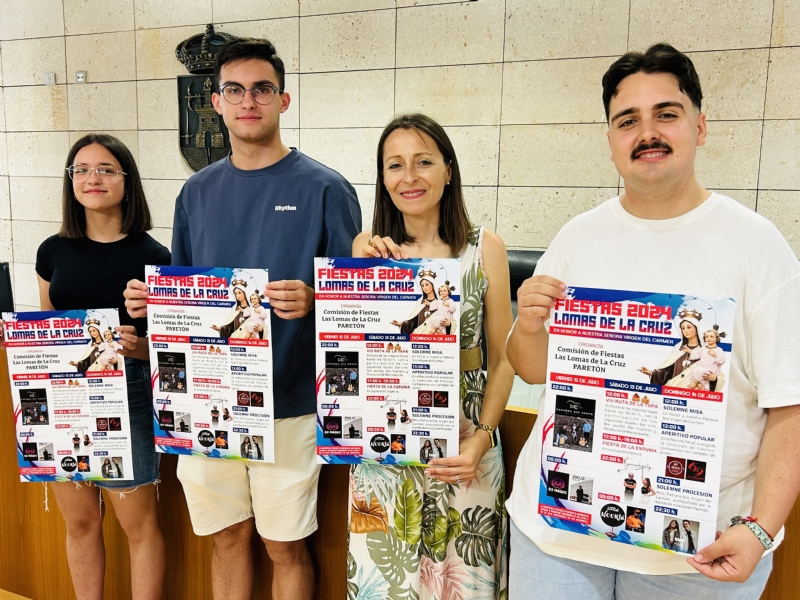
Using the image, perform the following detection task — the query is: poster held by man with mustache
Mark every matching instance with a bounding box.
[537,286,735,556]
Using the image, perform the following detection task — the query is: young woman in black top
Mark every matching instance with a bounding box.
[36,134,169,599]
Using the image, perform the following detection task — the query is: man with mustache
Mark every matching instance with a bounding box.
[506,44,800,597]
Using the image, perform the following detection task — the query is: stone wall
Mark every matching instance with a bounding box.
[0,0,798,309]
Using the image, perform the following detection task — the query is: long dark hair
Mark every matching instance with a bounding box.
[61,134,152,238]
[373,114,470,256]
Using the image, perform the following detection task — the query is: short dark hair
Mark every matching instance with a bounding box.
[214,37,285,92]
[602,43,702,121]
[60,134,152,238]
[373,114,471,257]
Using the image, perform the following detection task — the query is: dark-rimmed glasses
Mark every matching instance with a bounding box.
[219,84,282,105]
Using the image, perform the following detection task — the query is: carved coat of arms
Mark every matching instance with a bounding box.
[175,25,239,172]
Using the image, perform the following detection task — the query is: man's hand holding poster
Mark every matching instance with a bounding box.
[3,309,133,482]
[538,287,735,555]
[145,266,275,462]
[315,257,461,465]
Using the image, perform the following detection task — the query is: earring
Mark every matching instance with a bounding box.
[124,194,128,202]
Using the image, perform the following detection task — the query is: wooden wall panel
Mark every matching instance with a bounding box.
[0,352,796,599]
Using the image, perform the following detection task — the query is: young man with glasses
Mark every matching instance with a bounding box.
[125,38,361,600]
[506,44,800,598]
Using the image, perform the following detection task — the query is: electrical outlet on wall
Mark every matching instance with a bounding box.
[44,72,56,85]
[76,71,87,83]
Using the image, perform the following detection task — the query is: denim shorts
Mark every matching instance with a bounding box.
[95,357,160,488]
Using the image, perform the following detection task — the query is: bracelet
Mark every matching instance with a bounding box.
[474,423,496,448]
[730,516,774,550]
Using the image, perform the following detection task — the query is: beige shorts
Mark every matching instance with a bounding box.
[176,413,321,541]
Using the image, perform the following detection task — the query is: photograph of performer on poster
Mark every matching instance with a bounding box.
[552,395,595,452]
[157,352,187,393]
[325,351,359,396]
[211,272,268,340]
[661,517,699,554]
[20,389,49,425]
[389,265,458,335]
[345,418,362,439]
[569,476,593,505]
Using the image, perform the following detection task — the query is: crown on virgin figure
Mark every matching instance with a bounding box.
[231,278,247,288]
[418,269,437,280]
[677,308,702,321]
[85,318,101,327]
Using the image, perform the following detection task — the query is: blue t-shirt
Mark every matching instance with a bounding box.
[172,149,362,418]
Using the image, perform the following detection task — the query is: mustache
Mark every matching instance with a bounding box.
[631,140,673,160]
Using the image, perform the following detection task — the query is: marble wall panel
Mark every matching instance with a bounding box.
[66,31,137,83]
[9,177,63,223]
[504,0,629,61]
[0,0,65,40]
[3,86,68,132]
[396,0,504,67]
[499,124,618,188]
[214,0,298,22]
[759,121,800,190]
[64,0,135,35]
[134,0,212,30]
[629,0,773,52]
[68,82,138,131]
[395,64,502,126]
[1,37,67,87]
[6,132,71,178]
[497,187,612,248]
[300,70,394,129]
[300,10,395,72]
[764,47,800,120]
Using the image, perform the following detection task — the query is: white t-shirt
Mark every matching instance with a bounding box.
[507,193,800,575]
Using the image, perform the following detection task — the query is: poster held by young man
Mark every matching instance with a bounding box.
[146,265,275,462]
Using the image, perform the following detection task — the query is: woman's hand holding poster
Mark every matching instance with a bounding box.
[315,257,461,465]
[145,266,274,462]
[538,287,735,555]
[3,309,133,482]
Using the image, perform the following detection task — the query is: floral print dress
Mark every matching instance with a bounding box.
[347,226,508,600]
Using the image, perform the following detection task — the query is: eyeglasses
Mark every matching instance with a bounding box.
[219,84,282,106]
[67,166,126,182]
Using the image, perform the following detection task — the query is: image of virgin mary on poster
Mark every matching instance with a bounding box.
[638,296,735,392]
[211,269,271,340]
[390,261,459,335]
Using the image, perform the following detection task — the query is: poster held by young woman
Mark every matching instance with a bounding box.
[145,265,275,462]
[3,309,134,482]
[537,286,735,556]
[315,257,461,465]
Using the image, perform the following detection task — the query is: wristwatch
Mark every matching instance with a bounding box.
[475,423,496,448]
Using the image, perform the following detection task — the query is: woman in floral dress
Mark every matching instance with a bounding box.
[348,113,515,600]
